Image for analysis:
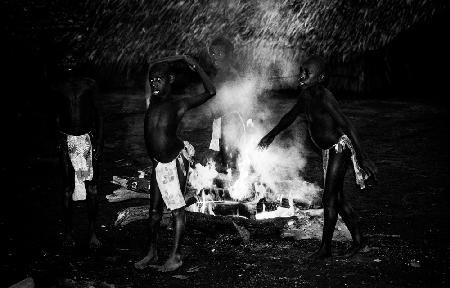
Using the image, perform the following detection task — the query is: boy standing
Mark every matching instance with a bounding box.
[206,37,242,171]
[53,60,103,249]
[258,56,377,259]
[135,55,215,272]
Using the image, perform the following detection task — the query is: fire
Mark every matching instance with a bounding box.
[187,118,321,221]
[189,160,219,192]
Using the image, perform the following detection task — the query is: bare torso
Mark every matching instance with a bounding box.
[302,85,343,150]
[54,77,97,135]
[144,99,184,163]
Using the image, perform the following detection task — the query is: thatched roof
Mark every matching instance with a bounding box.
[79,0,448,69]
[3,1,446,69]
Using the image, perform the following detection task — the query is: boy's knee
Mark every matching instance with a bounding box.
[172,208,185,218]
[323,205,338,216]
[64,187,73,197]
[322,194,335,207]
[87,184,98,196]
[150,210,162,223]
[322,195,338,211]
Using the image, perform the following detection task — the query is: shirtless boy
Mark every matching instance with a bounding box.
[258,56,377,259]
[134,55,216,272]
[53,61,103,249]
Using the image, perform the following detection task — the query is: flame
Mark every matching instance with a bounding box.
[189,160,219,192]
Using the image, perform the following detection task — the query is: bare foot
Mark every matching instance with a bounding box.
[134,254,159,270]
[339,239,368,258]
[307,249,332,261]
[62,233,76,248]
[89,234,102,250]
[157,255,183,272]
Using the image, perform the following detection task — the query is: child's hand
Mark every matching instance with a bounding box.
[361,158,378,183]
[93,144,102,161]
[184,55,198,71]
[257,135,275,150]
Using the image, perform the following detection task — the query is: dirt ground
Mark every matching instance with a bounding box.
[2,89,449,288]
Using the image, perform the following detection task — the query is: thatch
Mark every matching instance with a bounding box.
[79,0,448,69]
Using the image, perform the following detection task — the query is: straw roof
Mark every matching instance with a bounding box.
[78,0,448,68]
[3,0,448,68]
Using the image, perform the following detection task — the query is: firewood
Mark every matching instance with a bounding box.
[114,203,294,239]
[106,187,150,203]
[115,205,149,226]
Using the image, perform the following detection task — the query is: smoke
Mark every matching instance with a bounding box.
[207,41,321,205]
[186,0,321,205]
[227,114,321,206]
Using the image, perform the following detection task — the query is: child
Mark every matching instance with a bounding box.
[258,55,377,259]
[52,57,103,249]
[205,36,242,171]
[134,55,215,272]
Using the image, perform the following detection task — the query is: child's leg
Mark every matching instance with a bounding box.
[159,155,190,272]
[337,191,363,245]
[59,137,75,246]
[337,197,367,257]
[85,143,102,248]
[336,154,367,257]
[135,164,163,269]
[311,148,348,259]
[85,181,100,248]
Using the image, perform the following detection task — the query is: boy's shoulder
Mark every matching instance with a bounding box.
[51,76,96,91]
[319,86,335,100]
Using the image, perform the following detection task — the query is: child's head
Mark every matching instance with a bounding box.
[148,62,174,98]
[209,36,234,68]
[299,55,326,87]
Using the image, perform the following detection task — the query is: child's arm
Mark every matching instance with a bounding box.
[322,91,378,180]
[92,83,104,160]
[144,76,151,109]
[257,100,303,149]
[93,106,104,160]
[177,55,216,115]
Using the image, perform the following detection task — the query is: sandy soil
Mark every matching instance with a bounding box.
[2,89,449,287]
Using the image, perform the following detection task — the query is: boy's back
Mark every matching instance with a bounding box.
[53,77,97,135]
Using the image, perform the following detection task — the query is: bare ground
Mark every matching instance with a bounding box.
[2,90,449,287]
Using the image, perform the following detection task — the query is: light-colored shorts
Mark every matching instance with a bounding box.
[155,142,194,210]
[322,134,368,189]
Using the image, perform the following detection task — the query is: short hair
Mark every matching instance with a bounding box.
[210,36,234,57]
[303,55,326,75]
[149,62,172,80]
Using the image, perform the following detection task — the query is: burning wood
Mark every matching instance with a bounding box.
[114,204,350,241]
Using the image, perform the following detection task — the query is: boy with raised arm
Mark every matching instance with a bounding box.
[258,56,377,259]
[135,55,215,272]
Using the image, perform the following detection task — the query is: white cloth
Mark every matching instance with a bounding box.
[209,117,221,151]
[67,133,93,201]
[322,134,368,189]
[154,141,194,210]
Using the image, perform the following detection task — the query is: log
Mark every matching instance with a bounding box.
[115,205,150,226]
[106,187,150,203]
[114,204,351,241]
[186,210,294,237]
[114,204,294,238]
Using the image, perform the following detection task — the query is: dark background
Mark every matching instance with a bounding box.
[1,1,449,287]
